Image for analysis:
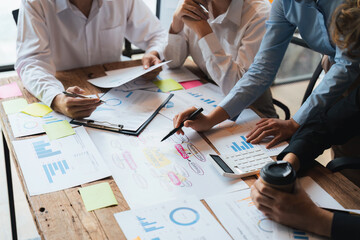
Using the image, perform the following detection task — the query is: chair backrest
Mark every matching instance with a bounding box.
[12,9,19,25]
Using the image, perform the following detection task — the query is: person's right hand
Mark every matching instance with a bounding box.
[173,107,212,134]
[51,86,102,119]
[170,0,209,34]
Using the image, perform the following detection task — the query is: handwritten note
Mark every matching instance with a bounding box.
[180,80,203,90]
[22,103,52,117]
[0,82,22,99]
[79,182,118,211]
[2,98,28,114]
[43,120,75,140]
[153,78,183,92]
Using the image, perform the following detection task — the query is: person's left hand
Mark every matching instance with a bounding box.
[250,179,332,237]
[182,16,212,39]
[142,51,162,69]
[246,118,300,148]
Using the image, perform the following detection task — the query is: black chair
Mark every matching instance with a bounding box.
[326,157,360,172]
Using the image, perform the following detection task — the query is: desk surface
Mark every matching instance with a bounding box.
[1,60,360,240]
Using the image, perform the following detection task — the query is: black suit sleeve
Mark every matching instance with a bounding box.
[331,212,360,239]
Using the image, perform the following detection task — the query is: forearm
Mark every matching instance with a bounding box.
[207,106,230,127]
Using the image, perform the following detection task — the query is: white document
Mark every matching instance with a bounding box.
[8,111,72,138]
[160,83,225,120]
[158,66,200,82]
[86,89,171,131]
[114,196,232,240]
[204,109,288,157]
[88,61,170,88]
[115,76,156,91]
[205,189,274,240]
[87,114,248,209]
[12,127,111,196]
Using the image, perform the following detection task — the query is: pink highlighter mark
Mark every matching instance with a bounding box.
[180,80,203,90]
[175,144,189,159]
[168,171,182,186]
[123,151,137,170]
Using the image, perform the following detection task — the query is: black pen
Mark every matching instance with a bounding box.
[161,107,203,142]
[62,91,106,103]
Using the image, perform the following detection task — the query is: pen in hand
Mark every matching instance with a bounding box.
[62,91,106,103]
[161,107,204,142]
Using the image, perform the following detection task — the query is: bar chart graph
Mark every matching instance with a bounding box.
[187,91,218,108]
[292,230,309,240]
[42,160,70,183]
[42,114,63,124]
[136,216,164,232]
[33,140,61,159]
[230,136,254,152]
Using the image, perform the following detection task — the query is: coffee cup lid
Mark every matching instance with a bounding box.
[260,161,296,185]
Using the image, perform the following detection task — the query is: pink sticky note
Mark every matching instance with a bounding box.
[180,80,203,90]
[0,82,22,99]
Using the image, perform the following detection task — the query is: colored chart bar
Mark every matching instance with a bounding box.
[53,162,59,170]
[136,216,165,233]
[44,119,63,124]
[42,165,53,183]
[62,160,69,169]
[232,142,242,152]
[293,230,308,240]
[144,226,164,232]
[48,164,55,176]
[33,141,61,159]
[241,136,254,148]
[58,161,66,174]
[126,92,133,98]
[231,146,238,152]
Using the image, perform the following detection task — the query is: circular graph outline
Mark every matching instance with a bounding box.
[257,218,273,233]
[169,207,200,226]
[23,121,39,129]
[105,98,122,106]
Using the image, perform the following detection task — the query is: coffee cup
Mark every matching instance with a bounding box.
[260,160,296,193]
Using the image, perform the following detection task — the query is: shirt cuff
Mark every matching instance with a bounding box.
[198,32,223,60]
[41,87,64,108]
[292,111,304,125]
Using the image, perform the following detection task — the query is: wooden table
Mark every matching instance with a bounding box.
[1,60,360,240]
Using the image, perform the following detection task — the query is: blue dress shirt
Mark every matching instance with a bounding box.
[218,0,360,125]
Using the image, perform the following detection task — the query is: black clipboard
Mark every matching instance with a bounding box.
[70,93,174,136]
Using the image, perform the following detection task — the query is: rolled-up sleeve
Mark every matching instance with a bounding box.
[163,32,189,68]
[218,0,296,118]
[15,1,64,107]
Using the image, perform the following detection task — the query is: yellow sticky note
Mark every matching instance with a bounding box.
[22,103,52,117]
[153,78,183,92]
[43,120,75,140]
[79,182,118,212]
[2,98,28,115]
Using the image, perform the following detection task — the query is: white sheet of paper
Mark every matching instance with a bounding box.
[87,114,248,208]
[115,76,156,91]
[204,108,288,157]
[86,89,171,131]
[205,189,274,240]
[12,127,111,196]
[158,66,200,82]
[8,111,73,138]
[114,196,232,240]
[88,61,170,88]
[160,83,225,120]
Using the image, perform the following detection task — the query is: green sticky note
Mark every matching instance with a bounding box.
[43,120,75,140]
[79,182,118,212]
[2,98,28,115]
[153,78,183,92]
[22,103,52,117]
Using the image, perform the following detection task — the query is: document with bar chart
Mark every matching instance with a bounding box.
[12,127,111,195]
[8,110,73,138]
[114,196,231,240]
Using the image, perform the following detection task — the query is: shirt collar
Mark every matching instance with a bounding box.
[209,0,244,26]
[55,0,111,14]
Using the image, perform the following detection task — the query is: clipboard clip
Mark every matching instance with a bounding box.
[72,119,124,132]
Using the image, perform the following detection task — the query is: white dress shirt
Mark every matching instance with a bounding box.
[15,0,167,106]
[164,0,271,95]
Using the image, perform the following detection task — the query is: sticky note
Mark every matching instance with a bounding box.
[2,98,28,115]
[43,120,75,140]
[180,80,203,90]
[79,182,118,211]
[0,82,23,99]
[153,78,183,92]
[22,103,52,117]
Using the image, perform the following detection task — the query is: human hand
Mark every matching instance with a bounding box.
[142,51,162,69]
[170,0,209,34]
[246,118,300,148]
[250,179,333,237]
[51,86,102,119]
